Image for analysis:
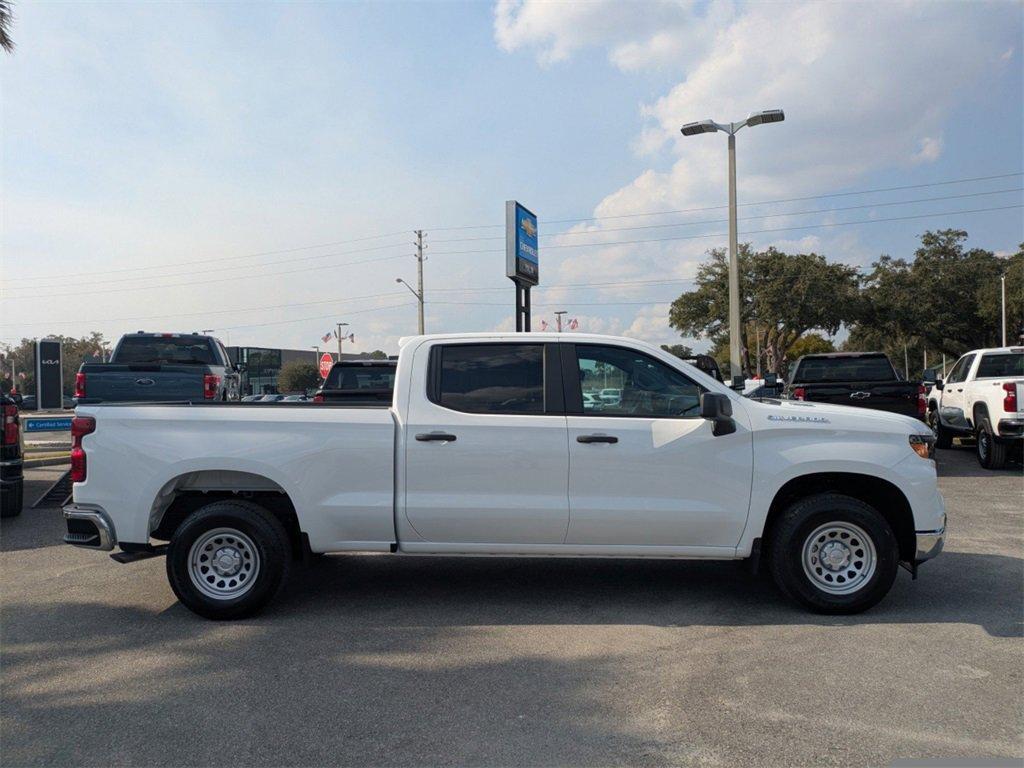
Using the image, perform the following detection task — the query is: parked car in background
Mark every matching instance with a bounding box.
[680,354,724,383]
[282,395,309,402]
[313,359,397,404]
[64,332,944,620]
[258,394,285,403]
[75,333,242,405]
[1,393,23,518]
[240,395,262,402]
[927,346,1024,469]
[598,388,622,406]
[784,352,925,421]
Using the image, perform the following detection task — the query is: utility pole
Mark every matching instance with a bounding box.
[415,230,426,335]
[1001,274,1007,347]
[554,310,567,332]
[396,231,426,335]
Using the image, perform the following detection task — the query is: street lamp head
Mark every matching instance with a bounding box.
[745,109,785,127]
[680,120,719,136]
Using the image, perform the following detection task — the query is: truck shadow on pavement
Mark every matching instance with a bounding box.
[270,549,1022,639]
[936,444,1023,477]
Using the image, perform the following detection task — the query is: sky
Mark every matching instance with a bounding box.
[2,0,1022,355]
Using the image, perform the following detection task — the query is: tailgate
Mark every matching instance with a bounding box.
[803,382,920,415]
[85,366,206,403]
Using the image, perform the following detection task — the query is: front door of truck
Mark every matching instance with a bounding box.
[562,343,752,548]
[939,353,974,429]
[403,342,570,545]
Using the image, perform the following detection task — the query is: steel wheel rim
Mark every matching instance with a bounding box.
[978,430,989,460]
[188,527,260,600]
[801,521,877,596]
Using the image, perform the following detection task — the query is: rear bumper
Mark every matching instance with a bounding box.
[996,418,1024,439]
[63,504,116,551]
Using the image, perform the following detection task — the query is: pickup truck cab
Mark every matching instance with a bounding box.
[63,333,945,620]
[75,332,242,405]
[927,346,1024,469]
[784,351,926,421]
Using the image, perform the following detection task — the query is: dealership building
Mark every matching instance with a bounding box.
[226,347,368,395]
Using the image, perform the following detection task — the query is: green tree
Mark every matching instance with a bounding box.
[364,349,389,360]
[787,333,835,358]
[659,344,693,359]
[277,361,320,393]
[669,246,859,376]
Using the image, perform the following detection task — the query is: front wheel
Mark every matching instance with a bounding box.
[166,500,291,620]
[928,406,952,449]
[768,493,899,614]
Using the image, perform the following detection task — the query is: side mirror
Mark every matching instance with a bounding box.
[934,378,944,391]
[700,392,736,436]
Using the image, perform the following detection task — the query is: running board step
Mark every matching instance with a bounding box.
[110,545,168,564]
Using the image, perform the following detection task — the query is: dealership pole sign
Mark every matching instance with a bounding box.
[506,200,538,332]
[35,339,63,411]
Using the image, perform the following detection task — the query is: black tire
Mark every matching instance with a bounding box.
[1,479,23,518]
[768,493,899,615]
[976,417,1008,470]
[928,406,952,449]
[166,500,291,620]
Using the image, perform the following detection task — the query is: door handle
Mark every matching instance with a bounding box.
[577,434,618,444]
[415,432,457,442]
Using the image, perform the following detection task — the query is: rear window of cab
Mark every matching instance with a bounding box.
[976,352,1024,379]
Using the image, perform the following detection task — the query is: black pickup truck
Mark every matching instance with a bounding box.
[1,393,23,518]
[783,352,926,421]
[75,333,242,404]
[313,359,397,404]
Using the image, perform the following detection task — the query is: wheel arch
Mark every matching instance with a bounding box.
[972,400,990,428]
[149,470,304,558]
[762,472,916,564]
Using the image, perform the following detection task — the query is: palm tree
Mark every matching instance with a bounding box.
[0,1,14,54]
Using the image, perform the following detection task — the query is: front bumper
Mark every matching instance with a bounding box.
[63,505,116,551]
[915,519,946,563]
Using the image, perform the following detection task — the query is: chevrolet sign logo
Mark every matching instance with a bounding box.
[520,218,537,238]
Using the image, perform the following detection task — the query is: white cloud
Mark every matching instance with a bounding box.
[494,0,1020,349]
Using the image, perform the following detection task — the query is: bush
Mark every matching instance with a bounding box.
[277,361,320,394]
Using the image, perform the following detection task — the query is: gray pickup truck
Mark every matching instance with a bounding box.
[75,333,242,404]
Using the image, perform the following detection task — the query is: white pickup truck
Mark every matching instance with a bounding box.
[64,333,946,620]
[926,346,1024,469]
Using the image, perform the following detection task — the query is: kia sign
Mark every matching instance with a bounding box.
[319,353,334,379]
[505,200,539,286]
[36,339,63,411]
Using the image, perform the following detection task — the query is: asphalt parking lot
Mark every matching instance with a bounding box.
[2,447,1021,767]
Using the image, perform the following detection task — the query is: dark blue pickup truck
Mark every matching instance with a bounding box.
[75,333,242,404]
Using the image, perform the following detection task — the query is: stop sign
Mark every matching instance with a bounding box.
[319,353,334,379]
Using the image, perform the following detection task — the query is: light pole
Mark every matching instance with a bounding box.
[554,310,567,332]
[681,109,785,383]
[396,278,425,335]
[335,322,349,361]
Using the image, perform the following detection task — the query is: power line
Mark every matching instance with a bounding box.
[429,204,1024,255]
[426,171,1024,231]
[212,302,417,332]
[6,229,413,282]
[4,278,694,327]
[429,187,1023,243]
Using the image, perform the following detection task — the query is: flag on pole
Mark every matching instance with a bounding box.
[568,318,579,330]
[540,320,549,330]
[347,333,355,343]
[322,331,333,343]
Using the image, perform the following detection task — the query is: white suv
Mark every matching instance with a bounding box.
[927,346,1024,469]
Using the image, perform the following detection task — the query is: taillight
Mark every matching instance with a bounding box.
[312,393,324,403]
[1003,383,1018,413]
[917,384,927,417]
[203,374,221,399]
[74,371,87,399]
[792,387,806,401]
[70,416,96,483]
[3,404,19,445]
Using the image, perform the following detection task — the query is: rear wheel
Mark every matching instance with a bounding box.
[166,500,291,620]
[768,493,899,614]
[976,417,1008,470]
[928,406,952,449]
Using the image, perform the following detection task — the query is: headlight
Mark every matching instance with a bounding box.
[909,433,935,459]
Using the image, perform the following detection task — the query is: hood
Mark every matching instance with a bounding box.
[741,397,927,435]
